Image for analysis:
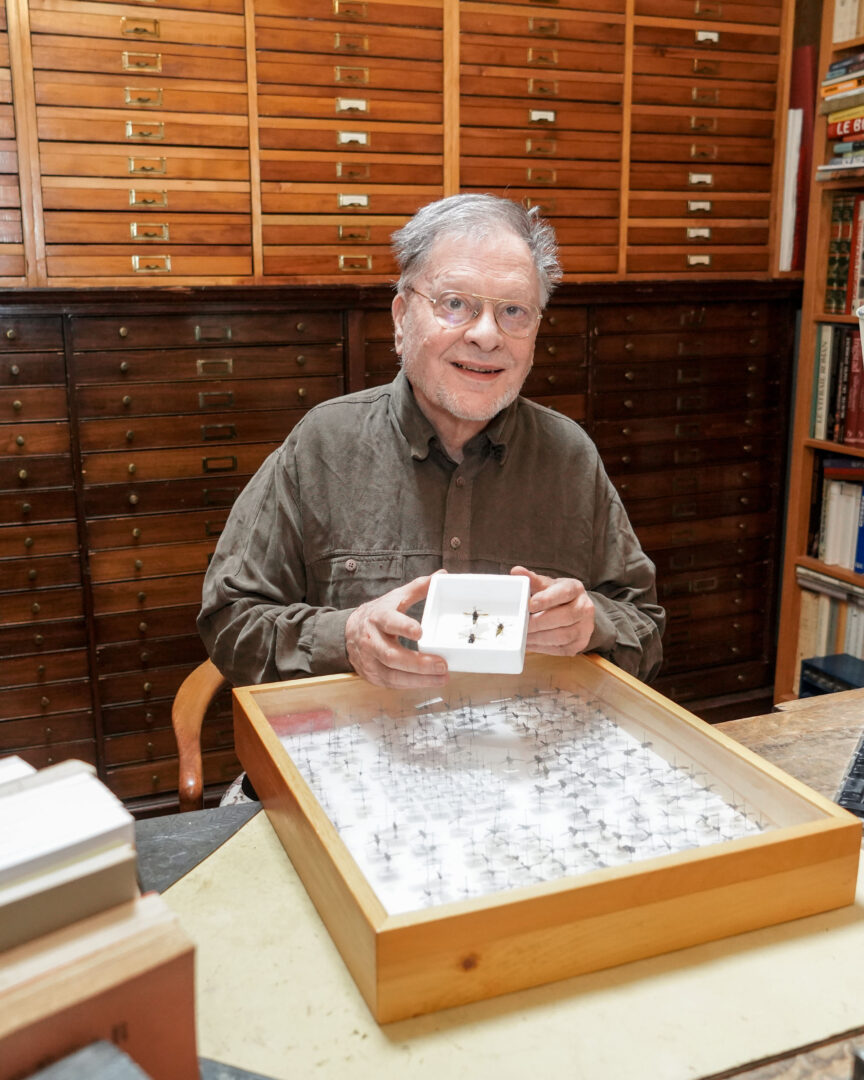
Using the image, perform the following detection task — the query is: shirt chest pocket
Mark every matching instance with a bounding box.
[310,553,407,610]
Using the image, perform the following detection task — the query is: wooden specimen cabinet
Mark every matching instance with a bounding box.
[0,0,794,287]
[774,0,864,701]
[0,282,797,812]
[233,652,862,1023]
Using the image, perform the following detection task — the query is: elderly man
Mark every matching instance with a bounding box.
[198,194,664,695]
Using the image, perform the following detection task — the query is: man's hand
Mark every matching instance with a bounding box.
[345,574,448,689]
[510,566,595,656]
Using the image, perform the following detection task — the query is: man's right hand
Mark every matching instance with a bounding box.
[345,574,449,689]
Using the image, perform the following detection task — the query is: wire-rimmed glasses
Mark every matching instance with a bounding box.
[407,286,541,339]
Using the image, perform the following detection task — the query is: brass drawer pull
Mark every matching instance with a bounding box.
[337,162,370,180]
[695,0,723,14]
[527,167,556,184]
[690,116,717,132]
[691,87,719,105]
[527,48,558,66]
[202,423,237,440]
[338,192,369,207]
[339,254,372,270]
[199,390,235,408]
[687,253,712,267]
[121,17,160,38]
[525,137,556,155]
[337,130,368,145]
[686,227,711,240]
[122,50,161,71]
[202,455,238,473]
[338,225,370,241]
[529,18,559,36]
[333,0,368,18]
[335,65,369,85]
[690,143,717,160]
[126,120,164,141]
[124,88,163,107]
[334,33,368,52]
[528,108,556,125]
[529,79,559,97]
[5,327,16,339]
[335,97,368,113]
[693,59,718,76]
[695,30,720,44]
[130,222,169,240]
[129,189,168,207]
[687,199,712,213]
[129,157,167,175]
[688,171,713,186]
[196,357,234,375]
[131,254,171,272]
[194,324,233,341]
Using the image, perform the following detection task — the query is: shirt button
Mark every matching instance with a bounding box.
[455,476,465,487]
[450,537,461,550]
[345,558,358,572]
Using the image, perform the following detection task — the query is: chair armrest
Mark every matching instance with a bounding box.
[171,659,229,812]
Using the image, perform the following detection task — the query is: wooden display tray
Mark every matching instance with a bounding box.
[233,654,862,1024]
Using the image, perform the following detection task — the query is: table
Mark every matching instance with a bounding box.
[149,689,864,1080]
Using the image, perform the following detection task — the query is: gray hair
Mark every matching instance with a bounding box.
[391,194,562,307]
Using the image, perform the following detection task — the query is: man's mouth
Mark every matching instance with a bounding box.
[452,361,504,375]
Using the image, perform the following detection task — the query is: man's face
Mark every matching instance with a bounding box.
[392,230,541,433]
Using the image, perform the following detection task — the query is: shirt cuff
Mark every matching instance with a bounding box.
[309,607,353,674]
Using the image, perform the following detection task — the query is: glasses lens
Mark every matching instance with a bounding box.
[494,301,537,338]
[432,292,476,328]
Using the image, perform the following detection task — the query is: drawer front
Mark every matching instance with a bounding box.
[633,49,777,84]
[261,185,440,215]
[591,408,780,447]
[633,24,780,54]
[650,537,772,576]
[601,434,775,472]
[461,158,620,189]
[0,616,87,655]
[105,746,240,799]
[460,69,623,106]
[614,459,775,500]
[77,374,341,416]
[594,382,777,418]
[593,301,771,332]
[634,0,782,25]
[629,133,773,165]
[627,249,771,273]
[262,248,397,276]
[460,37,623,73]
[0,648,90,689]
[595,356,773,392]
[630,108,775,138]
[84,0,244,12]
[43,211,252,245]
[74,342,343,381]
[80,441,274,484]
[0,488,76,523]
[257,88,443,124]
[262,218,404,245]
[630,162,772,192]
[31,37,247,81]
[459,97,620,133]
[91,570,211,613]
[459,12,626,44]
[89,538,215,583]
[45,247,253,279]
[38,107,250,148]
[83,474,252,517]
[0,710,93,752]
[256,0,444,28]
[71,311,342,348]
[260,154,442,185]
[260,119,443,154]
[522,364,587,397]
[628,192,770,219]
[1,420,68,455]
[255,19,442,61]
[41,178,252,214]
[79,406,314,450]
[94,602,206,645]
[636,510,774,550]
[0,386,68,420]
[40,145,251,181]
[96,634,208,675]
[0,520,79,558]
[88,506,230,548]
[35,72,249,116]
[657,561,769,600]
[460,127,620,161]
[28,3,246,49]
[594,327,772,361]
[103,717,233,766]
[628,223,770,246]
[258,57,442,93]
[0,680,92,719]
[2,584,85,623]
[631,75,775,111]
[0,353,66,384]
[461,187,619,219]
[623,486,773,526]
[0,316,63,350]
[2,552,83,590]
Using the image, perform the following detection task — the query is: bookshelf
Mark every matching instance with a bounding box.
[775,0,864,698]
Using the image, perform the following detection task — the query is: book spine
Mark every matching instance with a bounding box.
[848,198,864,314]
[845,332,864,446]
[826,196,845,314]
[835,327,853,439]
[822,76,864,97]
[855,487,864,573]
[814,324,834,438]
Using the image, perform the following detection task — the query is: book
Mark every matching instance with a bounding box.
[813,324,836,438]
[823,452,864,478]
[829,116,864,137]
[819,85,864,114]
[834,327,854,437]
[827,102,864,122]
[855,486,864,573]
[846,333,864,447]
[0,893,198,1080]
[835,0,861,43]
[0,759,138,953]
[822,75,864,97]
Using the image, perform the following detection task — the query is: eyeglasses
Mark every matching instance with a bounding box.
[407,286,541,339]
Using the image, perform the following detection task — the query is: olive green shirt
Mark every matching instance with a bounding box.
[198,371,665,686]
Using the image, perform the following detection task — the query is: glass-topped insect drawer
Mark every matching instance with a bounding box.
[233,653,862,1024]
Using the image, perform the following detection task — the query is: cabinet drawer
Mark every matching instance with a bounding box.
[97,661,204,706]
[41,178,251,214]
[460,69,623,106]
[636,510,774,550]
[0,105,14,140]
[461,187,619,219]
[1,584,85,623]
[460,97,620,133]
[44,211,251,245]
[96,634,207,675]
[0,680,92,720]
[40,143,250,181]
[259,119,443,155]
[627,223,770,246]
[461,158,620,189]
[631,75,775,111]
[37,107,249,148]
[602,435,775,472]
[614,460,774,500]
[257,88,443,124]
[0,453,72,488]
[459,12,626,44]
[256,0,443,29]
[591,407,779,447]
[90,0,244,12]
[658,562,769,600]
[0,316,63,351]
[660,625,765,674]
[2,552,82,590]
[105,746,240,799]
[594,327,771,361]
[17,739,98,770]
[630,108,775,139]
[259,154,442,185]
[634,49,777,84]
[0,210,22,241]
[624,487,772,527]
[83,474,251,518]
[537,394,586,422]
[0,710,93,752]
[94,602,204,645]
[89,538,215,583]
[261,185,439,215]
[630,162,771,192]
[595,382,776,418]
[0,488,76,523]
[46,246,253,278]
[628,192,770,219]
[0,648,90,689]
[460,37,623,74]
[629,133,773,165]
[262,217,402,245]
[542,307,589,333]
[0,353,65,384]
[77,373,341,416]
[522,364,587,397]
[91,570,209,613]
[35,71,249,115]
[664,587,765,621]
[633,24,780,55]
[257,57,442,93]
[596,357,771,393]
[88,506,230,548]
[73,342,343,381]
[31,36,247,81]
[28,2,246,49]
[627,249,771,273]
[0,420,70,456]
[262,247,394,276]
[0,386,67,421]
[103,718,233,766]
[79,406,314,450]
[593,301,771,332]
[80,441,274,484]
[255,18,442,61]
[650,537,771,576]
[72,310,342,349]
[0,616,87,656]
[460,127,619,161]
[634,0,782,26]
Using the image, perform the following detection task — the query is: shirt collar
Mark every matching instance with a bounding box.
[390,369,515,465]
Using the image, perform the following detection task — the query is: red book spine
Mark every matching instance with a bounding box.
[844,333,864,448]
[828,115,864,138]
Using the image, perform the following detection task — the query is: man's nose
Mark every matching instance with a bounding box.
[464,301,502,346]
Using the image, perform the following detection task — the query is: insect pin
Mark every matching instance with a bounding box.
[464,607,488,624]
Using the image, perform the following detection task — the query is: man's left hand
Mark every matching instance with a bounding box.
[510,565,595,656]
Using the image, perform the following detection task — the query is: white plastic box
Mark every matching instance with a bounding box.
[417,573,530,674]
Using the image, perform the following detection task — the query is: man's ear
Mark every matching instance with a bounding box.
[392,291,406,356]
